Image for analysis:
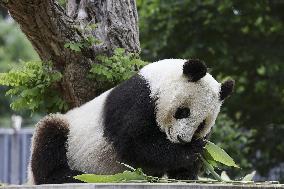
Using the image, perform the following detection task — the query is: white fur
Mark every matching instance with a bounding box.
[64,89,125,174]
[27,90,124,184]
[139,59,222,143]
[27,163,35,185]
[28,59,223,183]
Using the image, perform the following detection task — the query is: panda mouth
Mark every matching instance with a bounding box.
[177,120,206,144]
[177,135,187,144]
[192,120,206,140]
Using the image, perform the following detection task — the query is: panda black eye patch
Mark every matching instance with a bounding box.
[174,107,190,119]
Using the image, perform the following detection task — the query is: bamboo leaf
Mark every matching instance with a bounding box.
[74,171,146,183]
[242,171,256,181]
[200,155,222,181]
[220,171,231,182]
[204,141,239,168]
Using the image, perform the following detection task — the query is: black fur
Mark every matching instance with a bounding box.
[174,107,190,119]
[167,162,202,180]
[220,79,235,100]
[183,59,207,82]
[31,118,83,184]
[103,74,205,179]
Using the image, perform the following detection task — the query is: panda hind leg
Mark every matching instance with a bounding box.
[30,114,83,184]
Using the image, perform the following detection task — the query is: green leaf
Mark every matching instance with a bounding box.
[89,47,147,91]
[242,171,256,181]
[0,60,66,113]
[207,159,218,168]
[89,23,98,30]
[256,65,266,76]
[119,162,136,171]
[74,171,146,183]
[220,171,231,182]
[200,155,222,181]
[204,141,239,168]
[255,17,263,26]
[64,42,82,52]
[114,48,125,55]
[64,43,71,48]
[70,44,82,52]
[203,149,218,167]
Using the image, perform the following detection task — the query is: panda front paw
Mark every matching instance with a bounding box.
[185,153,199,162]
[190,138,206,154]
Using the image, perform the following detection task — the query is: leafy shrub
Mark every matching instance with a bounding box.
[138,0,284,179]
[0,61,67,113]
[89,48,147,90]
[64,36,100,52]
[211,113,254,178]
[64,24,101,52]
[0,18,39,118]
[0,19,39,72]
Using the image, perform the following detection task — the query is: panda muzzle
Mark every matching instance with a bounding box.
[177,120,206,144]
[192,120,206,140]
[177,135,188,144]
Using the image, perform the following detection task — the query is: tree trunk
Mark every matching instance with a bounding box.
[0,0,140,108]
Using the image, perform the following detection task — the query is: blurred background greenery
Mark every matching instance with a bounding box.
[0,16,40,127]
[0,0,284,182]
[137,0,284,181]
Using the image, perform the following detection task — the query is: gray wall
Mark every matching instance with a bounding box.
[0,128,34,185]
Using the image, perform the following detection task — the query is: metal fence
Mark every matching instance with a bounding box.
[0,128,34,185]
[0,127,283,184]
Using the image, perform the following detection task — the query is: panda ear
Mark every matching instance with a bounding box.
[220,79,235,101]
[183,59,207,82]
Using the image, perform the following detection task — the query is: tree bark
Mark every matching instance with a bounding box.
[0,0,140,109]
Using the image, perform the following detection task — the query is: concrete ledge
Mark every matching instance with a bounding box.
[2,183,284,189]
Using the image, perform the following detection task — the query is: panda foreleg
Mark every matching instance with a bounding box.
[118,134,204,177]
[167,160,202,180]
[30,115,83,184]
[166,139,205,180]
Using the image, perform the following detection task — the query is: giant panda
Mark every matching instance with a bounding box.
[28,59,234,185]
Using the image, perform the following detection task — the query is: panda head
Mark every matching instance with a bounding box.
[140,59,234,144]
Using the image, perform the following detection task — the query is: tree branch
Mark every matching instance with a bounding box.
[67,0,140,54]
[2,0,86,64]
[1,0,140,109]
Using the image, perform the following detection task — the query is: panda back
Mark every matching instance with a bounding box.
[64,89,124,174]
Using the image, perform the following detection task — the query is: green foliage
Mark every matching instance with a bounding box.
[64,36,101,52]
[202,140,242,182]
[74,170,146,183]
[0,19,38,71]
[242,171,256,181]
[0,18,39,118]
[75,155,257,184]
[204,170,256,182]
[138,0,284,179]
[211,114,253,177]
[204,141,239,168]
[0,61,67,113]
[75,142,251,183]
[200,155,222,182]
[201,141,255,182]
[64,42,83,52]
[57,0,66,7]
[64,23,101,52]
[89,48,147,90]
[220,171,231,182]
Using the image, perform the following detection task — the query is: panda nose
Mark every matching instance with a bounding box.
[177,135,189,144]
